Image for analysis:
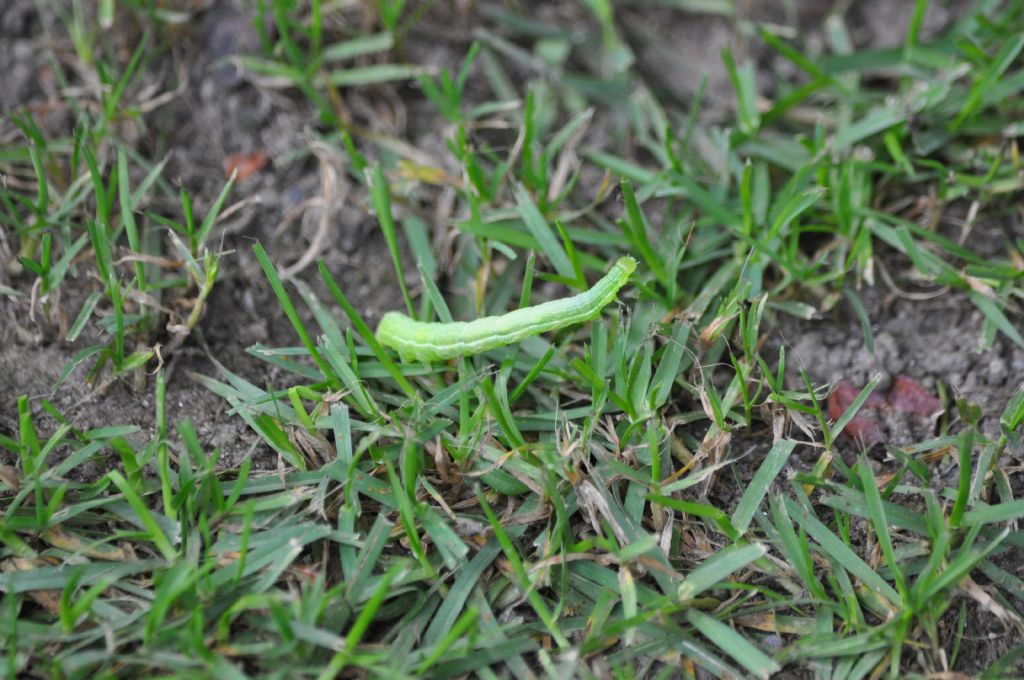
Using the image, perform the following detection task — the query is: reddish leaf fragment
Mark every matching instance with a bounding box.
[844,413,886,445]
[827,380,886,415]
[827,380,856,421]
[889,375,943,418]
[223,151,268,181]
[828,379,886,445]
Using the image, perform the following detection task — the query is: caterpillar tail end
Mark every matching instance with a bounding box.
[375,311,417,363]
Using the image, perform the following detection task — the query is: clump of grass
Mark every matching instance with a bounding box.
[1,8,234,387]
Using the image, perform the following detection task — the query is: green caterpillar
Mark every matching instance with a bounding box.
[375,256,637,362]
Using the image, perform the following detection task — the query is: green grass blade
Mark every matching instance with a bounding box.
[731,439,796,534]
[252,242,337,385]
[686,609,780,679]
[369,164,415,315]
[676,542,767,600]
[514,183,574,281]
[106,470,177,561]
